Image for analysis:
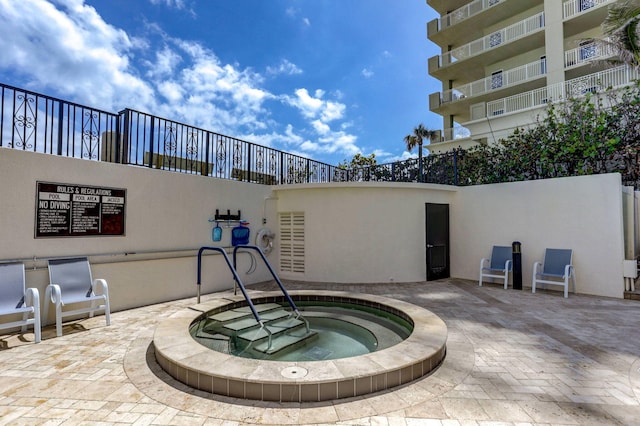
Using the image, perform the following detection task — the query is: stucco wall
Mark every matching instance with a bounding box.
[274,174,626,299]
[0,148,276,315]
[452,174,626,298]
[0,147,629,321]
[273,183,456,283]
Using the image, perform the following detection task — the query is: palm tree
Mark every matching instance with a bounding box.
[404,124,438,182]
[593,0,640,69]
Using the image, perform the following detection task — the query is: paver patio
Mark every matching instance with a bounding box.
[1,278,639,425]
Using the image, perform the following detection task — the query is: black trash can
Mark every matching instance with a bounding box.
[512,241,522,290]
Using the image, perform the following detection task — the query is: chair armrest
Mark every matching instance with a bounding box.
[564,264,573,278]
[532,261,543,277]
[92,279,109,297]
[505,259,512,271]
[480,258,489,269]
[24,287,40,309]
[45,284,62,304]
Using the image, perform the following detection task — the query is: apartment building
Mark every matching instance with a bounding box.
[426,0,632,153]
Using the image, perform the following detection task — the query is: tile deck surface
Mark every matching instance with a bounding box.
[1,278,639,425]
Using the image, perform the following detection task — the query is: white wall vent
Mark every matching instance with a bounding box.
[279,212,305,273]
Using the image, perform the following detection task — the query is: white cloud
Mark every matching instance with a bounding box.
[0,0,361,160]
[311,120,330,135]
[0,0,155,111]
[285,7,297,17]
[267,59,303,76]
[321,101,345,122]
[149,0,186,8]
[158,80,183,102]
[362,68,374,78]
[147,45,182,78]
[285,88,344,123]
[284,7,310,27]
[148,0,195,16]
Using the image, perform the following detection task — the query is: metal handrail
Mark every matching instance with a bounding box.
[233,245,308,331]
[196,246,263,326]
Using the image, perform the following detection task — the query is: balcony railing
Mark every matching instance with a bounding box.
[440,12,545,67]
[563,0,614,19]
[440,58,547,104]
[438,0,504,31]
[486,65,639,117]
[565,39,615,67]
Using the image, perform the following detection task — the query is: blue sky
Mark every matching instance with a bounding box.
[0,0,441,165]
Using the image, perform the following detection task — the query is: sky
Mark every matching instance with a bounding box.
[0,0,442,165]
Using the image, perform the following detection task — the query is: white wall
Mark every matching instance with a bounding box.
[274,174,627,299]
[0,148,276,314]
[452,174,626,298]
[273,183,456,283]
[0,148,629,312]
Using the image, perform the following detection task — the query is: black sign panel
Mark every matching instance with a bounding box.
[35,182,126,238]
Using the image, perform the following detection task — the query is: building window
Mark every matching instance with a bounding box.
[540,56,547,74]
[491,71,503,89]
[488,0,501,6]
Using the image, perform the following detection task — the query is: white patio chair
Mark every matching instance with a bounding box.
[532,248,576,298]
[479,246,512,289]
[45,257,111,337]
[0,263,41,343]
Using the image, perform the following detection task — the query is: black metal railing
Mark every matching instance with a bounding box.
[4,81,639,188]
[1,83,119,160]
[0,82,345,185]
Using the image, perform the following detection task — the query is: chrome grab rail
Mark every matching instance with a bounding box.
[196,246,262,325]
[233,245,308,332]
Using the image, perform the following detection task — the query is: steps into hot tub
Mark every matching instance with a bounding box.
[199,303,317,355]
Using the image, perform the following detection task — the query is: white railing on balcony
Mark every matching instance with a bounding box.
[565,39,615,67]
[441,59,547,104]
[486,65,639,117]
[563,0,614,20]
[441,12,545,66]
[439,0,504,31]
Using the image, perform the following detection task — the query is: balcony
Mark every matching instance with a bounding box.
[427,0,471,15]
[436,59,547,106]
[564,39,617,79]
[565,40,614,68]
[484,65,637,118]
[563,0,616,19]
[563,0,615,37]
[429,12,546,82]
[428,0,539,47]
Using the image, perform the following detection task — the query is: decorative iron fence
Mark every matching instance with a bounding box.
[0,82,346,185]
[4,82,639,188]
[0,83,119,160]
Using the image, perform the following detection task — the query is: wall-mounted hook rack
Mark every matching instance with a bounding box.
[214,209,241,221]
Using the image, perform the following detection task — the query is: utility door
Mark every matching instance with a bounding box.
[425,203,450,281]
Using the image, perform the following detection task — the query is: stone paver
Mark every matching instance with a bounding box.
[0,278,638,425]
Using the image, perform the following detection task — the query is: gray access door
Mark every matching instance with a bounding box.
[425,203,450,281]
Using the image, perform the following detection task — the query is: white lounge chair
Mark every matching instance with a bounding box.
[0,263,41,343]
[479,246,512,289]
[45,257,111,337]
[532,248,576,298]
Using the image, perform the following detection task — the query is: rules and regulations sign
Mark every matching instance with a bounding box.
[35,182,126,238]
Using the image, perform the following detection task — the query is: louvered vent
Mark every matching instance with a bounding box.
[279,212,305,273]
